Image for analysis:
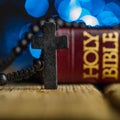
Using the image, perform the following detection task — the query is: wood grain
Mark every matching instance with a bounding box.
[0,84,118,120]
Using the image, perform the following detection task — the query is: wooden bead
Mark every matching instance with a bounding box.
[25,32,34,41]
[30,24,40,34]
[0,73,7,85]
[13,46,22,56]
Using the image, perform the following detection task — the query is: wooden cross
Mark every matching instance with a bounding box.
[32,22,68,89]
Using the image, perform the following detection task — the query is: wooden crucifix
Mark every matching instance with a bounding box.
[32,22,68,89]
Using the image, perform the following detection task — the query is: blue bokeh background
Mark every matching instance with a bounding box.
[0,0,120,70]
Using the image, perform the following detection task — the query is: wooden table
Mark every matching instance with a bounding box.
[0,84,119,120]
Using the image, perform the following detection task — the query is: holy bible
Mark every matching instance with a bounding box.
[56,28,120,83]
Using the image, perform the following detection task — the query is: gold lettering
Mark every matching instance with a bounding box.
[84,50,99,66]
[83,31,99,79]
[103,41,118,53]
[103,32,119,43]
[84,31,99,51]
[102,32,119,80]
[103,68,118,79]
[103,52,118,64]
[84,64,99,79]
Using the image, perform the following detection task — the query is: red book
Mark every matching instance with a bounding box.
[56,28,120,83]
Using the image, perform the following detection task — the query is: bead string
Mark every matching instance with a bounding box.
[0,18,119,85]
[0,59,44,85]
[0,18,87,72]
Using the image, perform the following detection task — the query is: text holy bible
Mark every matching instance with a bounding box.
[56,28,120,83]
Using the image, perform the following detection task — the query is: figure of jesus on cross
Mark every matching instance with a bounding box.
[32,22,68,89]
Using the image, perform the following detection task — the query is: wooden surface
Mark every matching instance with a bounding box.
[0,84,119,120]
[104,84,120,111]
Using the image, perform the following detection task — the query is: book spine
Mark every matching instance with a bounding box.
[56,28,120,83]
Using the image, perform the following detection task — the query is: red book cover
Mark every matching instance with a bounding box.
[56,28,120,83]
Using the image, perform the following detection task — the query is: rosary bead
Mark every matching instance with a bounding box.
[79,22,87,28]
[0,73,7,85]
[30,24,40,34]
[39,19,46,26]
[56,18,64,28]
[72,22,80,28]
[65,22,72,27]
[33,59,44,71]
[48,18,56,23]
[33,59,42,67]
[25,32,34,41]
[13,46,22,56]
[19,39,29,49]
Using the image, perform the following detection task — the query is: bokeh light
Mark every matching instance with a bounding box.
[79,0,105,16]
[24,0,120,27]
[80,8,91,18]
[80,15,99,27]
[57,0,82,22]
[76,8,91,23]
[25,0,49,18]
[79,0,90,2]
[104,2,120,19]
[54,0,63,9]
[97,11,119,26]
[29,43,42,59]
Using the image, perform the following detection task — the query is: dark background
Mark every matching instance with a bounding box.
[0,0,56,70]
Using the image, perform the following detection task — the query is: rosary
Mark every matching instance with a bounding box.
[0,0,120,89]
[0,18,88,89]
